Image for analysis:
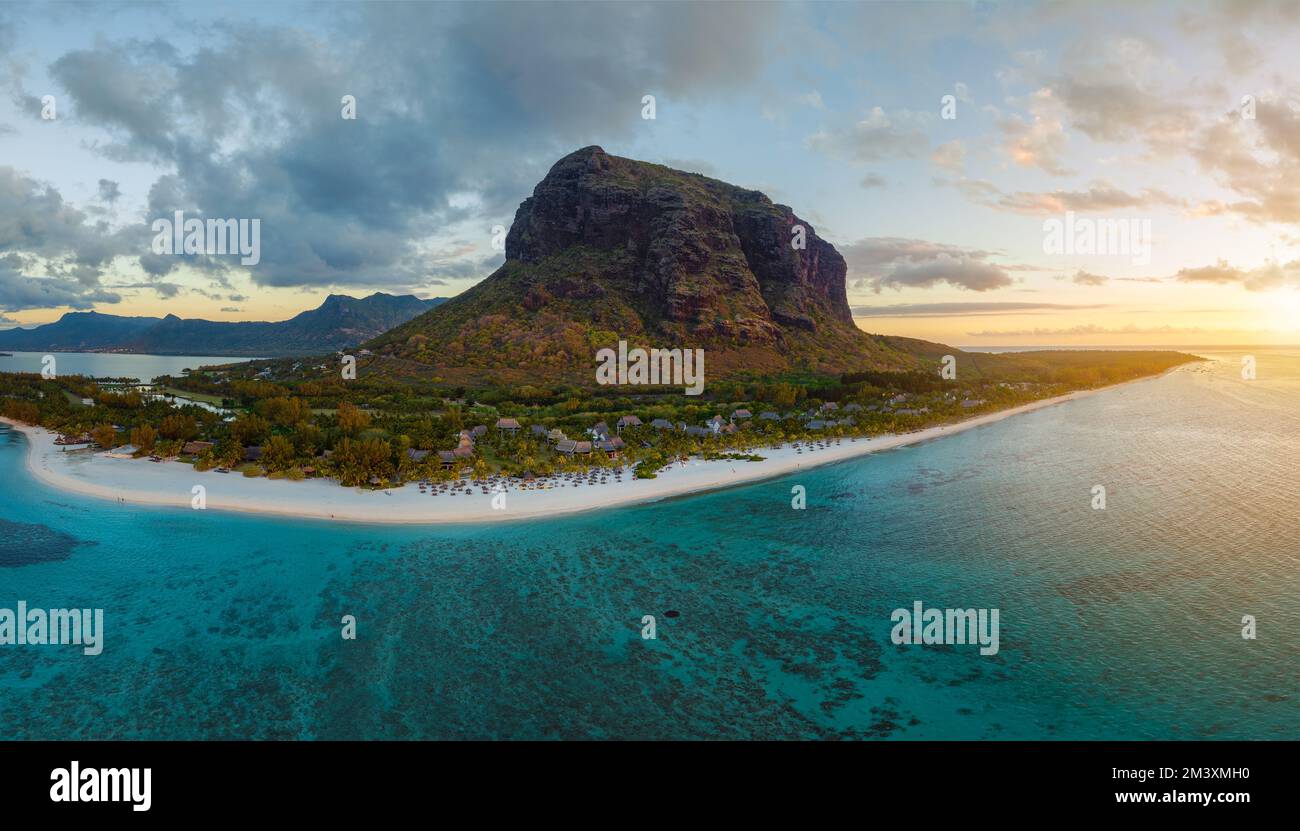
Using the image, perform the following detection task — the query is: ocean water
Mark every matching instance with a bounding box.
[0,350,1296,739]
[0,351,248,382]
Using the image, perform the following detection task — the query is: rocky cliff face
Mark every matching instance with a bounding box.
[369,147,916,382]
[506,146,852,339]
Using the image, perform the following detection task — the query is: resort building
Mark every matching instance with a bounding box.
[182,440,214,455]
[556,439,594,456]
[732,409,752,420]
[443,431,476,463]
[758,411,780,421]
[650,418,674,430]
[616,415,642,433]
[496,417,521,435]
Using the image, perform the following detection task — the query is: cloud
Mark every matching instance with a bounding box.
[842,237,1025,293]
[1188,95,1300,224]
[859,173,887,189]
[930,140,965,173]
[97,179,121,203]
[1071,270,1109,286]
[1172,259,1300,291]
[872,257,1014,292]
[0,265,121,311]
[1004,34,1197,157]
[999,88,1072,176]
[937,175,1182,216]
[800,90,825,109]
[1054,76,1194,150]
[991,183,1181,215]
[853,301,1109,317]
[966,323,1246,337]
[105,280,184,298]
[30,3,782,292]
[0,166,141,311]
[806,107,930,163]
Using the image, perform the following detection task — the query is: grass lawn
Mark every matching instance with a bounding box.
[159,386,227,406]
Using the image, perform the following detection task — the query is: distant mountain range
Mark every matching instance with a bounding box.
[366,146,932,384]
[0,293,446,356]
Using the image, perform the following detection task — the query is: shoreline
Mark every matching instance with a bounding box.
[0,368,1185,525]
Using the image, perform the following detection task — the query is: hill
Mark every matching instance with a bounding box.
[0,293,445,356]
[366,146,929,384]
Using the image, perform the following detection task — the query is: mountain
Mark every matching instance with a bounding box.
[0,293,445,356]
[0,311,162,352]
[122,293,445,355]
[367,146,926,384]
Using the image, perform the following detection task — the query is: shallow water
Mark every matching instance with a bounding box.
[0,351,248,382]
[0,350,1296,739]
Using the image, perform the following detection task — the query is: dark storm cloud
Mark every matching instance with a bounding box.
[0,264,121,311]
[0,167,142,311]
[39,2,781,291]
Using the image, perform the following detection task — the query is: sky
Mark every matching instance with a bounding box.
[5,0,1300,347]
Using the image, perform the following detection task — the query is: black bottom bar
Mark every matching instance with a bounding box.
[3,740,1286,817]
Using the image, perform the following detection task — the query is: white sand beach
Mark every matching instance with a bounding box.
[1,370,1178,525]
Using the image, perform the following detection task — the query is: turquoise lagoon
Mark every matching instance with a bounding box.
[0,351,1296,739]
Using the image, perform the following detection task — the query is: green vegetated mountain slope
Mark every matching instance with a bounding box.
[366,146,936,385]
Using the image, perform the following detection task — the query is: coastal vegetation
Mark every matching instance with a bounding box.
[0,350,1198,489]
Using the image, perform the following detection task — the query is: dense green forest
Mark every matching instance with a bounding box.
[1,350,1200,487]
